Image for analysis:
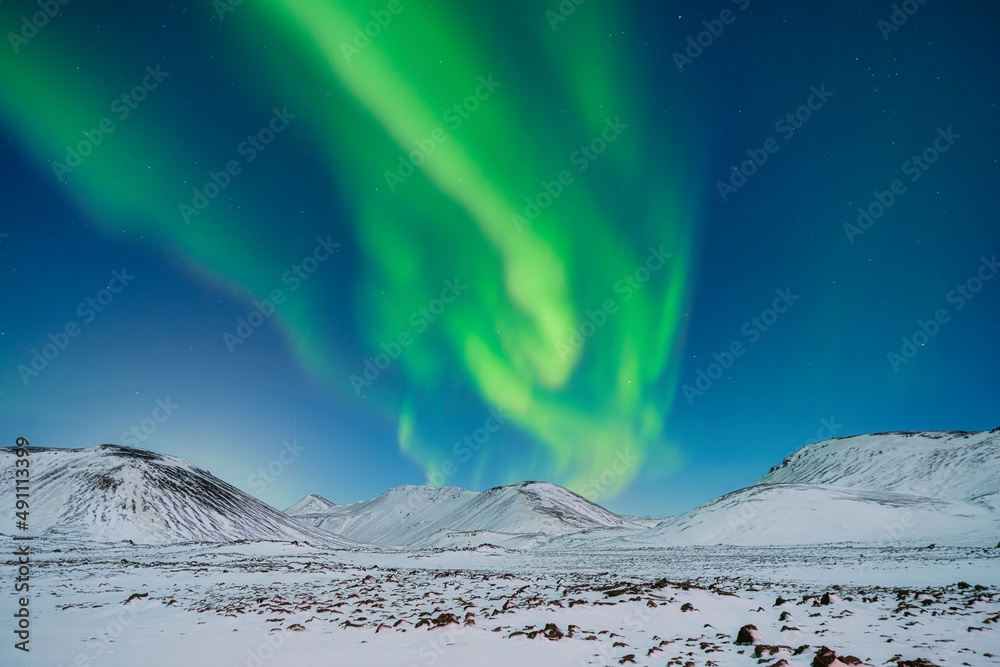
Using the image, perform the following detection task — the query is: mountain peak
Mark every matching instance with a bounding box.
[284,493,337,515]
[288,479,639,547]
[610,427,1000,547]
[0,445,358,547]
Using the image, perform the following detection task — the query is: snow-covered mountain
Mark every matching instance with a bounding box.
[0,444,360,547]
[284,493,337,515]
[596,428,1000,547]
[286,481,643,548]
[6,428,995,551]
[758,429,1000,506]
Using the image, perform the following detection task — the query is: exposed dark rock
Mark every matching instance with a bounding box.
[735,624,761,644]
[542,623,563,640]
[754,644,791,658]
[812,646,867,666]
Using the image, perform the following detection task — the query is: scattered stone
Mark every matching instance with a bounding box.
[542,623,563,640]
[812,646,866,666]
[735,624,762,644]
[755,644,783,657]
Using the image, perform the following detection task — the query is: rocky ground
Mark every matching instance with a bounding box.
[3,538,998,666]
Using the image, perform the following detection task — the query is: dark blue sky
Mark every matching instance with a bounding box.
[1,0,997,516]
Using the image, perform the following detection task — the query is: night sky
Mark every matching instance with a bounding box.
[2,0,997,517]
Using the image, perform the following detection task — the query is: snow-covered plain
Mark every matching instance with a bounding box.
[2,428,998,665]
[2,538,998,666]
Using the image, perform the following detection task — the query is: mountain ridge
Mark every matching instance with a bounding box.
[0,444,361,548]
[286,479,643,548]
[5,427,996,549]
[584,427,1000,547]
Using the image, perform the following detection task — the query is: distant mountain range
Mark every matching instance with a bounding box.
[284,481,644,549]
[2,428,997,548]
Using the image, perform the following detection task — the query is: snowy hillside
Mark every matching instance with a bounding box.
[0,445,361,547]
[598,428,1000,547]
[287,481,643,547]
[5,429,995,551]
[759,429,1000,508]
[285,493,337,515]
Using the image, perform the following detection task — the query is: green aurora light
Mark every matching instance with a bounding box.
[0,0,699,499]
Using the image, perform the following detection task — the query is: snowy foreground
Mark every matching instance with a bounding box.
[3,538,998,667]
[2,430,997,664]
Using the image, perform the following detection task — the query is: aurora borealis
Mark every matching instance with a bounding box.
[2,1,998,515]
